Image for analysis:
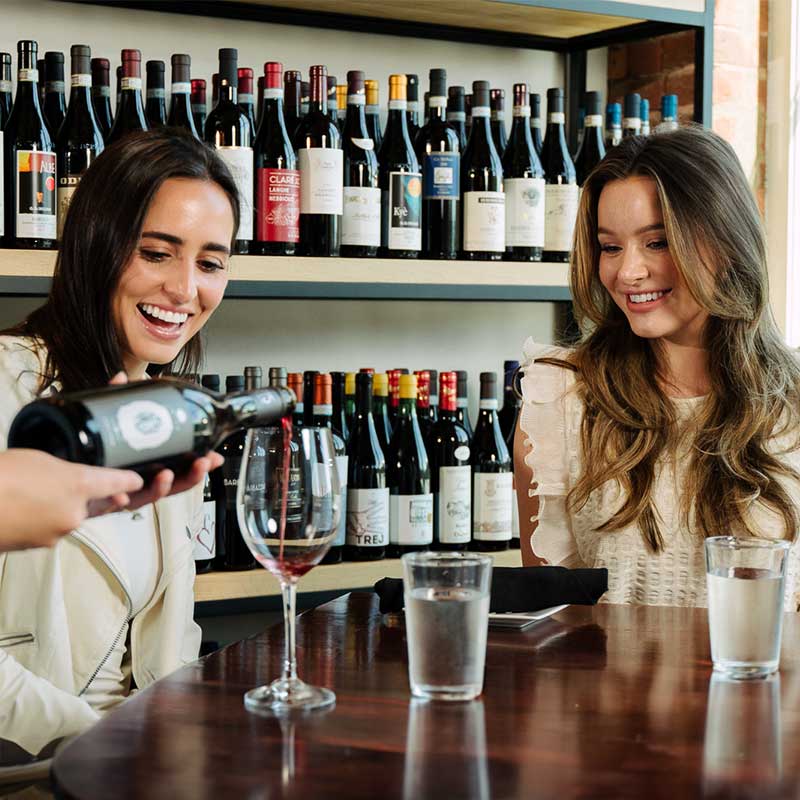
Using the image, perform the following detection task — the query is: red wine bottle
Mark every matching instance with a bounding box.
[107,49,148,145]
[414,369,434,445]
[530,92,543,156]
[418,368,439,442]
[372,373,393,457]
[115,64,121,110]
[446,85,467,151]
[4,40,57,249]
[489,87,507,158]
[336,83,347,131]
[0,53,12,121]
[256,75,265,129]
[405,73,420,140]
[283,69,302,140]
[455,370,474,441]
[90,58,113,140]
[190,78,206,136]
[56,44,104,239]
[238,67,256,138]
[254,61,299,256]
[300,80,310,117]
[326,74,338,124]
[205,48,254,255]
[461,80,504,260]
[195,372,221,574]
[574,90,606,186]
[331,371,349,443]
[145,60,167,128]
[211,72,219,108]
[465,92,473,139]
[43,51,67,139]
[364,78,382,153]
[288,372,304,431]
[167,54,199,138]
[295,64,342,257]
[341,70,380,258]
[302,370,317,428]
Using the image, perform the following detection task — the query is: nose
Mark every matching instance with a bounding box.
[162,255,197,306]
[617,244,649,286]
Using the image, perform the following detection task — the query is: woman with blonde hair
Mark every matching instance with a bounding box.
[515,126,800,607]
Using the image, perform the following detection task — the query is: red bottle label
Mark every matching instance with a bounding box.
[256,168,300,243]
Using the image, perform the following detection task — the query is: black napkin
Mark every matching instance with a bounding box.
[373,566,608,614]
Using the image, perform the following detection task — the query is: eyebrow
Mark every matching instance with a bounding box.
[597,223,665,236]
[140,230,231,256]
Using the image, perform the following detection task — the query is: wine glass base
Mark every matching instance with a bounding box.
[244,677,336,716]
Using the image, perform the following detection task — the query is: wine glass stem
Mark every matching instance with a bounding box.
[280,579,298,683]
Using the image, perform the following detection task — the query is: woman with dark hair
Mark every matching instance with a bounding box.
[0,129,239,750]
[515,126,800,608]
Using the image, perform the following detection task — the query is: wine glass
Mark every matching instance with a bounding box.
[237,423,341,714]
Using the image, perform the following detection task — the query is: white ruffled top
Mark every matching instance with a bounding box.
[518,339,800,608]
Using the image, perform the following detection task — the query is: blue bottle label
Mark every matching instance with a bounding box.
[423,152,460,200]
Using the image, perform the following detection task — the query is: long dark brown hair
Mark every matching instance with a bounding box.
[7,128,240,393]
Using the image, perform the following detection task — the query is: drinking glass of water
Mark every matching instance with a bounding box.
[705,536,792,679]
[401,551,492,701]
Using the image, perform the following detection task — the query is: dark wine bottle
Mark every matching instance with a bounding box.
[254,60,299,256]
[429,371,471,551]
[331,371,349,443]
[326,74,338,125]
[419,368,439,439]
[302,370,317,428]
[573,105,586,159]
[423,91,429,125]
[3,40,57,249]
[387,374,432,557]
[413,369,434,445]
[256,75,264,130]
[378,73,421,259]
[461,80,504,260]
[489,87,507,158]
[364,78,382,153]
[530,91,543,156]
[144,60,167,128]
[455,370,474,441]
[623,92,642,138]
[115,64,121,111]
[388,368,406,428]
[446,85,467,151]
[372,372,393,457]
[283,69,302,140]
[204,48,253,255]
[344,372,356,433]
[238,67,256,138]
[194,372,220,574]
[190,78,206,136]
[43,51,67,139]
[167,54,199,138]
[574,90,606,187]
[295,64,342,257]
[465,92,473,139]
[641,98,651,136]
[605,101,622,148]
[497,360,520,443]
[300,80,310,117]
[502,82,544,262]
[345,372,389,561]
[107,49,148,145]
[0,53,12,121]
[288,372,304,432]
[469,372,512,552]
[211,72,219,108]
[37,58,45,107]
[56,44,104,240]
[415,68,460,260]
[336,83,347,131]
[341,70,380,258]
[541,87,578,262]
[405,72,420,141]
[90,58,113,140]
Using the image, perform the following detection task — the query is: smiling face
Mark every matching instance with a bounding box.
[597,176,708,349]
[112,178,235,379]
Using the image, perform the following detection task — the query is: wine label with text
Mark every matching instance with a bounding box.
[15,150,56,240]
[346,487,389,548]
[437,466,471,544]
[473,471,513,541]
[544,183,579,252]
[390,493,433,546]
[382,171,421,251]
[463,191,505,252]
[332,455,348,547]
[256,168,300,243]
[299,148,344,215]
[191,499,217,562]
[223,457,242,507]
[423,152,460,200]
[216,146,254,240]
[505,177,545,248]
[342,186,381,247]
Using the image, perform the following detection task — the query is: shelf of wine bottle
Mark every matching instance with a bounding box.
[0,249,571,301]
[194,548,522,602]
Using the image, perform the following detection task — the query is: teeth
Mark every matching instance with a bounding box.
[140,303,188,324]
[630,291,666,304]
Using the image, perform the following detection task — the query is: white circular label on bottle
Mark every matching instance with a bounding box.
[471,106,490,118]
[71,74,91,88]
[116,400,174,451]
[454,445,471,461]
[263,87,282,99]
[121,77,142,90]
[171,82,191,94]
[429,95,446,109]
[388,99,407,111]
[19,69,37,82]
[350,137,374,150]
[513,105,531,117]
[548,112,565,123]
[347,94,365,106]
[585,114,603,127]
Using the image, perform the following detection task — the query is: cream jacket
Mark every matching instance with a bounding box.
[0,337,202,755]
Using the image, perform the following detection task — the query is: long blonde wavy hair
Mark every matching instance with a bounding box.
[556,126,800,552]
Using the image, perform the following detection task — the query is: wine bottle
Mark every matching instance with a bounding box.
[656,94,679,132]
[378,74,421,259]
[238,67,256,139]
[413,369,434,445]
[204,48,253,255]
[256,75,264,130]
[90,58,113,140]
[605,102,622,148]
[530,91,543,156]
[0,53,12,121]
[194,372,220,574]
[416,68,460,260]
[300,80,310,117]
[422,368,439,431]
[211,72,219,109]
[623,93,641,138]
[423,91,429,125]
[364,78,382,153]
[144,60,167,128]
[344,372,356,432]
[322,74,335,124]
[37,58,46,107]
[331,371,349,443]
[302,370,317,428]
[56,44,104,239]
[465,92,473,139]
[502,82,544,263]
[341,69,380,258]
[641,98,650,136]
[470,372,512,552]
[372,372,392,457]
[455,370,474,441]
[190,78,206,136]
[388,368,406,427]
[387,374,432,557]
[497,360,520,443]
[313,372,347,565]
[573,104,585,158]
[461,80,504,260]
[345,372,389,561]
[43,51,67,139]
[3,40,57,249]
[107,49,148,145]
[336,83,347,131]
[295,64,342,257]
[574,90,606,187]
[541,87,578,262]
[490,88,507,158]
[283,69,302,140]
[429,371,471,551]
[446,85,467,152]
[288,372,304,431]
[115,64,121,111]
[405,72,420,140]
[254,61,299,256]
[167,54,199,138]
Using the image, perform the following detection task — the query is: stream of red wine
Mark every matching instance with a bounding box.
[278,415,292,564]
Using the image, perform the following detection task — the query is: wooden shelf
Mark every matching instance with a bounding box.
[195,549,523,602]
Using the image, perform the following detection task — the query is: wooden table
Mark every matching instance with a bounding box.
[52,594,800,799]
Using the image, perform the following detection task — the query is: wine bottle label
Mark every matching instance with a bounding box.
[437,465,471,544]
[491,110,505,122]
[299,148,344,215]
[473,472,513,541]
[121,77,142,90]
[388,99,407,111]
[332,455,348,547]
[454,444,470,461]
[423,152,460,200]
[191,103,206,114]
[216,146,254,240]
[0,133,3,238]
[347,94,366,106]
[146,88,165,99]
[479,399,498,410]
[505,177,545,248]
[366,104,380,115]
[408,101,420,113]
[463,191,505,252]
[263,88,282,100]
[256,168,300,243]
[346,487,389,548]
[548,112,565,124]
[239,92,253,105]
[342,186,381,247]
[472,106,490,118]
[57,175,81,239]
[429,95,446,109]
[390,493,434,546]
[82,385,194,468]
[172,82,190,94]
[15,151,57,240]
[544,183,579,252]
[93,85,111,97]
[350,137,374,150]
[18,69,37,82]
[623,117,641,130]
[191,499,217,561]
[0,80,11,92]
[513,105,531,118]
[71,74,91,88]
[585,114,603,127]
[46,81,65,93]
[383,172,422,250]
[532,118,542,129]
[447,110,466,123]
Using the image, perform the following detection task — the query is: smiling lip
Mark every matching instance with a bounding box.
[625,289,671,313]
[136,305,187,341]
